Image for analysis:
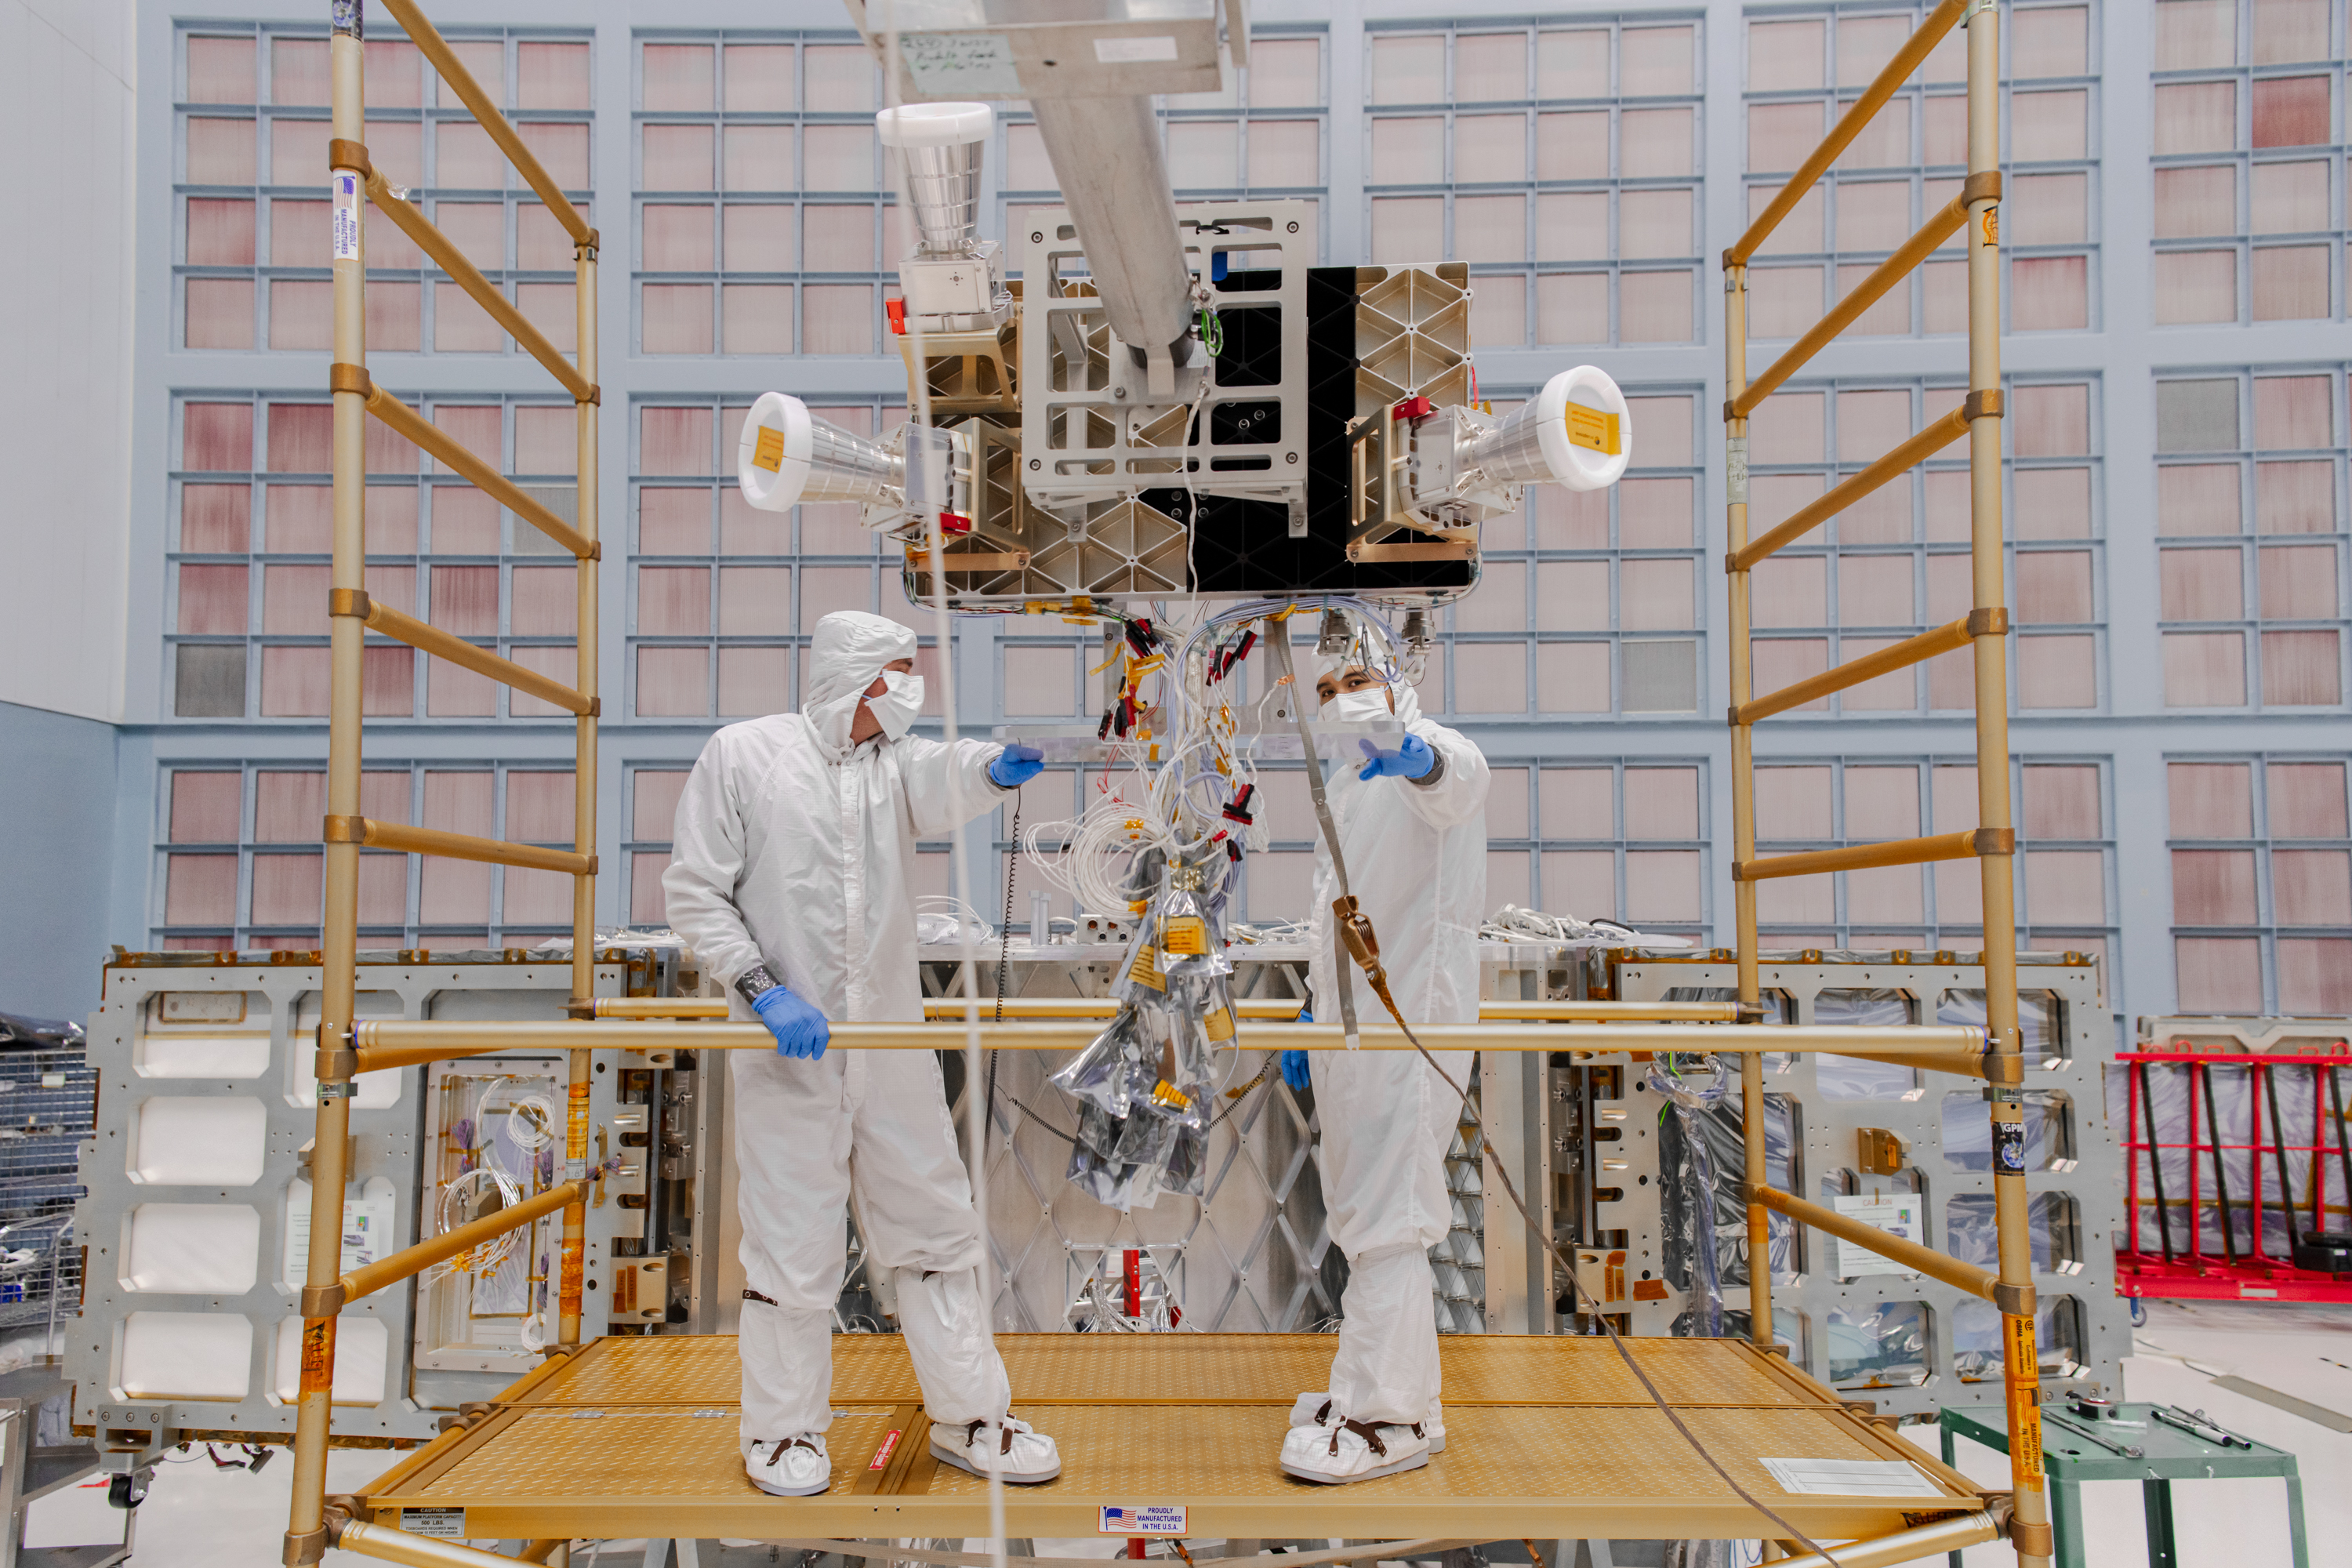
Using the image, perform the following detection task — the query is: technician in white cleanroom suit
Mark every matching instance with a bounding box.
[663,610,1057,1497]
[1276,651,1488,1485]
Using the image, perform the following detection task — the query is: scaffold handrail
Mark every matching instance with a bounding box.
[1753,1185,2008,1303]
[1723,0,1969,268]
[1727,405,1970,572]
[361,169,593,401]
[1733,829,2008,882]
[324,815,593,876]
[1733,615,1976,724]
[339,1179,587,1305]
[328,588,593,714]
[582,998,1763,1023]
[345,375,595,557]
[377,0,593,246]
[337,1016,1994,1074]
[1730,184,1985,419]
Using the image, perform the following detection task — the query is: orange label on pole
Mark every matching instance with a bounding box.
[2005,1309,2038,1381]
[2007,1385,2047,1487]
[299,1316,337,1397]
[559,1236,584,1318]
[1981,209,1999,247]
[566,1083,590,1161]
[2004,1310,2045,1489]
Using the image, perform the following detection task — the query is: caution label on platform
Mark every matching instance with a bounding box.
[1099,1504,1185,1536]
[403,1508,466,1539]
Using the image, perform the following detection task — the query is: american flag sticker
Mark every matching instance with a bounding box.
[1098,1504,1186,1535]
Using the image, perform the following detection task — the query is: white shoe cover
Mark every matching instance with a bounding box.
[1288,1392,1446,1454]
[1279,1413,1432,1484]
[746,1433,830,1497]
[929,1414,1062,1483]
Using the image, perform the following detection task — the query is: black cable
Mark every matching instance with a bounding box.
[1265,619,1835,1556]
[1351,961,1840,1563]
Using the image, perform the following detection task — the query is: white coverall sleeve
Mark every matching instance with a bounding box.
[897,736,1012,840]
[661,732,766,990]
[1398,720,1490,831]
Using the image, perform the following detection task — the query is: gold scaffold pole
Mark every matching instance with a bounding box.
[1719,0,2049,1561]
[289,0,599,1561]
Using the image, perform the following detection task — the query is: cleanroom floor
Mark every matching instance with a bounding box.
[352,1333,1985,1544]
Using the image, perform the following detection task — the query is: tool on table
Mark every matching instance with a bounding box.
[2042,1409,2144,1460]
[2151,1406,2254,1449]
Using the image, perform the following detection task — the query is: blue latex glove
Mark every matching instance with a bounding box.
[750,983,829,1060]
[1357,733,1435,782]
[1280,1010,1312,1091]
[989,742,1044,788]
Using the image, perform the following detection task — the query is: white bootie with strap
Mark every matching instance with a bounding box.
[1289,1391,1446,1454]
[745,1433,829,1497]
[1278,1407,1433,1484]
[930,1414,1062,1483]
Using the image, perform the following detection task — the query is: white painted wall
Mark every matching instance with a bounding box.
[0,0,135,722]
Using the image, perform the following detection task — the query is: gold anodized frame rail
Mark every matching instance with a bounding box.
[324,815,593,876]
[1733,615,1973,724]
[354,378,596,558]
[340,1180,587,1304]
[589,998,1751,1022]
[1730,191,1973,419]
[1722,0,2045,1559]
[1723,0,1968,267]
[1727,405,1969,572]
[332,588,593,715]
[1733,828,2009,882]
[376,0,593,245]
[1750,1185,1998,1301]
[360,169,593,402]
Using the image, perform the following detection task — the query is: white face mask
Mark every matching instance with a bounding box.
[862,669,924,741]
[1326,687,1393,724]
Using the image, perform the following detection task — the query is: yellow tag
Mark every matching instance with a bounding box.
[298,1317,337,1397]
[1203,1006,1235,1044]
[1150,1080,1191,1111]
[1565,402,1621,456]
[1127,942,1164,993]
[753,424,786,473]
[1160,916,1209,956]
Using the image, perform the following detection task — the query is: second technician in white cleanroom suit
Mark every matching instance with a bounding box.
[1278,651,1489,1485]
[663,610,1056,1497]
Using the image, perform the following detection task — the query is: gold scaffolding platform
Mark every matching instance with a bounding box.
[357,1334,1991,1542]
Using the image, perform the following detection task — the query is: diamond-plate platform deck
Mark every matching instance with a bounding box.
[506,1332,1812,1409]
[358,1334,1989,1542]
